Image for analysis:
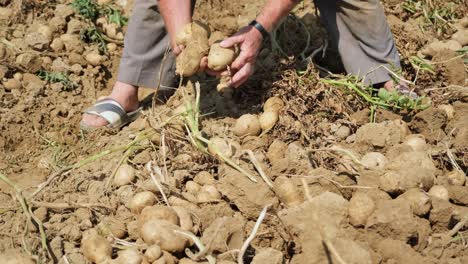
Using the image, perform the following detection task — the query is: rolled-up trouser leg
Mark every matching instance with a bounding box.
[314,0,401,85]
[117,0,176,89]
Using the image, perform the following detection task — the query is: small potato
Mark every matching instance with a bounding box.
[392,119,410,137]
[128,192,157,214]
[107,42,117,52]
[2,78,21,91]
[207,42,236,71]
[114,248,143,264]
[437,104,455,119]
[140,220,189,253]
[13,72,23,81]
[176,47,203,77]
[154,251,178,264]
[259,111,279,132]
[446,170,466,186]
[208,137,233,158]
[233,114,262,137]
[273,176,303,207]
[37,25,53,40]
[97,217,127,239]
[361,152,387,170]
[198,185,221,201]
[175,21,210,46]
[194,171,216,185]
[81,231,112,263]
[263,97,284,113]
[171,206,194,232]
[138,205,180,228]
[144,245,162,262]
[428,185,449,201]
[114,164,136,187]
[403,134,428,152]
[85,53,104,66]
[185,181,201,194]
[348,192,375,227]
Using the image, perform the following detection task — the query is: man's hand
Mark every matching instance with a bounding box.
[219,26,264,88]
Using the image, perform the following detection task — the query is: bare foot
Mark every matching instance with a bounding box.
[383,80,418,99]
[81,82,140,128]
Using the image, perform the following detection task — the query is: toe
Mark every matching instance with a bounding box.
[81,113,109,128]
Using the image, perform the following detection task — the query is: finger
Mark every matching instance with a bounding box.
[230,63,253,88]
[220,35,244,48]
[205,69,222,77]
[230,51,250,70]
[199,56,208,72]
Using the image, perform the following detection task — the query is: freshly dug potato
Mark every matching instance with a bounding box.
[85,53,104,66]
[446,170,466,186]
[81,231,112,263]
[361,152,387,170]
[197,185,221,202]
[263,97,284,113]
[171,206,194,232]
[428,185,449,201]
[403,134,428,152]
[233,114,262,137]
[194,171,216,185]
[176,47,204,77]
[208,137,233,158]
[114,248,143,264]
[185,180,201,194]
[114,164,136,186]
[259,111,279,132]
[2,79,21,91]
[13,72,23,81]
[207,42,236,71]
[397,188,431,217]
[97,217,127,239]
[154,251,178,264]
[144,245,162,262]
[437,104,455,119]
[128,191,157,214]
[138,205,180,228]
[140,220,189,253]
[175,21,210,46]
[348,192,375,227]
[273,176,303,207]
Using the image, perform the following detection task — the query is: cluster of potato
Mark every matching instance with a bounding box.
[233,96,284,137]
[175,21,236,80]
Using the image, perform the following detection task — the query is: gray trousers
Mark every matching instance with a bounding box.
[117,0,400,88]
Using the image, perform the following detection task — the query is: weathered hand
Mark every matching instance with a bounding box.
[219,25,263,88]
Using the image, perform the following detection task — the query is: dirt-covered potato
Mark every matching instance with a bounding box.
[81,231,112,263]
[175,21,210,46]
[446,170,466,186]
[97,217,127,239]
[175,21,210,77]
[171,206,194,232]
[233,114,262,137]
[437,104,455,119]
[397,188,431,217]
[259,111,279,132]
[176,47,205,77]
[140,220,189,253]
[208,137,233,158]
[138,205,180,230]
[403,134,428,152]
[207,42,236,71]
[263,97,284,113]
[273,176,303,207]
[361,152,387,170]
[114,164,136,186]
[144,245,162,263]
[428,185,449,201]
[114,248,143,264]
[127,191,157,214]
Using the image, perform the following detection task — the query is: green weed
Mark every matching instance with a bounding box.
[72,0,128,26]
[37,70,77,91]
[80,26,107,53]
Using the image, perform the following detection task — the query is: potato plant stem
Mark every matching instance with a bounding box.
[238,204,271,264]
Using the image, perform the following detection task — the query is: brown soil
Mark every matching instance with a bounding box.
[0,0,467,263]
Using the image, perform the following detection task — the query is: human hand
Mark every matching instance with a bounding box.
[218,25,264,88]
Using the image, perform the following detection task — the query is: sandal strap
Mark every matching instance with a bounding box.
[395,85,418,99]
[83,98,129,128]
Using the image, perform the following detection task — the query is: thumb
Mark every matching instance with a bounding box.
[220,35,243,48]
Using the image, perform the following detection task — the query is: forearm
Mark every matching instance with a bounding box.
[159,0,192,47]
[256,0,301,32]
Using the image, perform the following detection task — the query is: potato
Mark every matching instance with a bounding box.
[2,79,21,91]
[138,205,180,228]
[208,137,233,158]
[140,220,189,253]
[154,251,177,264]
[127,192,157,214]
[194,171,216,185]
[428,185,449,201]
[273,176,303,207]
[361,152,387,170]
[81,231,112,263]
[437,104,455,119]
[392,119,410,137]
[13,72,23,81]
[263,97,284,113]
[171,206,194,232]
[348,192,375,227]
[107,42,117,52]
[446,170,466,186]
[144,245,162,262]
[185,180,201,194]
[114,249,143,264]
[207,42,236,71]
[197,185,221,202]
[175,21,210,46]
[259,111,279,132]
[97,217,127,239]
[114,164,136,187]
[176,47,204,77]
[37,24,53,41]
[86,53,104,66]
[397,188,431,217]
[403,134,428,152]
[233,114,262,137]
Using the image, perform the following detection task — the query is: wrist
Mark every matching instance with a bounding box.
[249,20,270,40]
